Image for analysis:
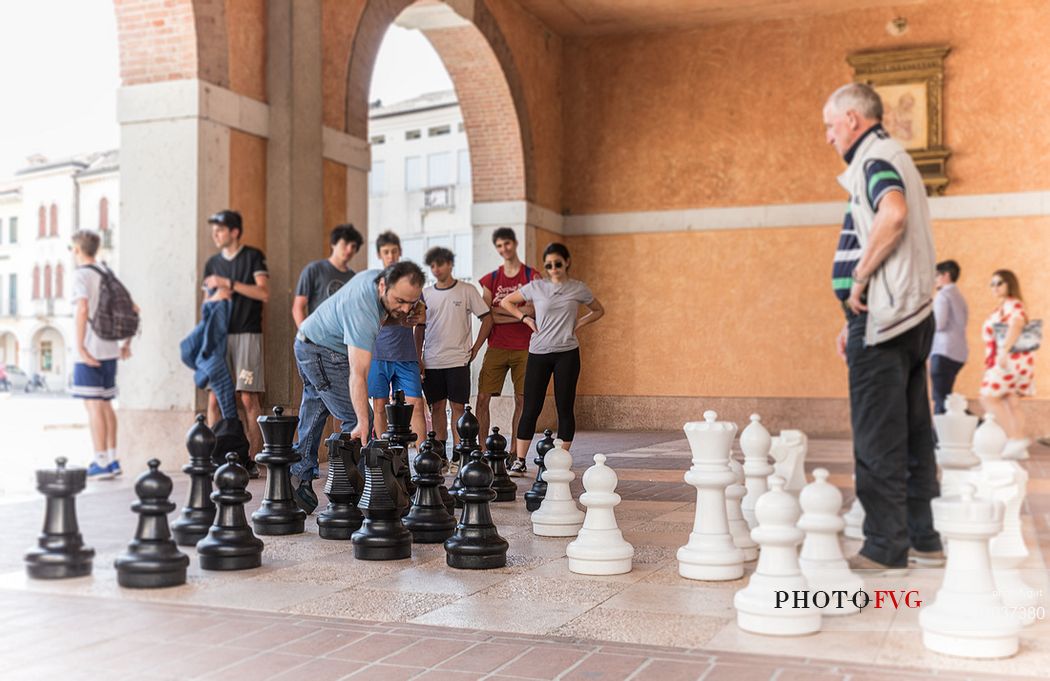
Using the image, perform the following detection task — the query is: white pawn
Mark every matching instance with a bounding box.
[567,454,634,575]
[934,393,980,498]
[919,484,1019,658]
[798,468,863,615]
[726,457,758,561]
[740,414,773,530]
[677,411,744,581]
[532,439,584,537]
[770,429,808,494]
[734,476,821,636]
[842,476,865,541]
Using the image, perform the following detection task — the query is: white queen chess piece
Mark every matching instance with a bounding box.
[769,429,808,494]
[727,457,758,561]
[740,414,773,530]
[677,411,745,581]
[919,484,1019,658]
[531,439,584,537]
[566,454,634,575]
[734,476,822,636]
[797,468,863,615]
[934,393,980,498]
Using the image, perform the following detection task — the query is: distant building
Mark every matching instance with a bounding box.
[0,151,119,390]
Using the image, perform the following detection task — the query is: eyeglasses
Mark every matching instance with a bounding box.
[989,280,1005,288]
[544,261,565,270]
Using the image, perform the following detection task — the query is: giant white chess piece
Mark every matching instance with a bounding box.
[566,454,634,575]
[677,411,744,581]
[740,414,773,530]
[727,457,758,561]
[919,484,1019,658]
[734,476,822,636]
[531,439,584,537]
[770,429,808,494]
[842,475,865,541]
[797,468,863,615]
[934,393,980,498]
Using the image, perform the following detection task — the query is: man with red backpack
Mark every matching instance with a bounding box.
[70,229,137,479]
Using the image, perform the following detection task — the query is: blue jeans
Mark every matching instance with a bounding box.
[290,339,357,482]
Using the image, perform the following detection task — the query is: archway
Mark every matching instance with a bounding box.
[0,332,17,367]
[30,326,67,391]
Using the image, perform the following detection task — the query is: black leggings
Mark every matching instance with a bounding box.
[516,348,581,442]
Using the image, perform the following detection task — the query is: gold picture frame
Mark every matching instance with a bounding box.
[847,45,951,195]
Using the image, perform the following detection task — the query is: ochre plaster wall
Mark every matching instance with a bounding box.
[560,0,1050,215]
[228,129,268,252]
[323,159,349,255]
[225,0,267,101]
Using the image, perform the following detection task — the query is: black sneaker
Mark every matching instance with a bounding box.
[293,478,319,515]
[508,459,528,477]
[246,460,261,479]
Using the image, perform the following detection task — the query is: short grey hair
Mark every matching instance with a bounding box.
[827,82,883,122]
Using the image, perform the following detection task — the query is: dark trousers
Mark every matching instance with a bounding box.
[846,312,941,566]
[516,348,582,443]
[929,354,964,415]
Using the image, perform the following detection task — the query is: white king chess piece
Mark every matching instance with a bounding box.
[740,414,773,530]
[734,476,822,636]
[919,484,1019,658]
[566,454,634,575]
[769,429,808,494]
[727,457,758,561]
[971,413,1039,625]
[677,411,745,581]
[531,439,585,537]
[934,393,980,498]
[797,468,863,615]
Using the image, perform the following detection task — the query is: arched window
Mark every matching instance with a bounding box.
[38,206,46,238]
[32,265,40,299]
[55,263,64,299]
[49,204,58,237]
[99,197,109,231]
[43,264,52,299]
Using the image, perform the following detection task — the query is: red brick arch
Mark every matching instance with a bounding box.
[113,0,228,87]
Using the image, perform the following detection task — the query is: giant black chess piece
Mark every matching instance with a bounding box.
[450,406,481,509]
[352,439,413,560]
[25,457,94,579]
[444,445,508,569]
[485,427,516,503]
[197,452,264,570]
[172,415,217,546]
[524,429,556,512]
[252,406,306,535]
[404,433,457,543]
[421,431,455,515]
[115,459,190,588]
[381,389,417,507]
[317,433,364,540]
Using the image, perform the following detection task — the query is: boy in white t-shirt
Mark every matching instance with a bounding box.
[416,247,492,452]
[70,230,132,479]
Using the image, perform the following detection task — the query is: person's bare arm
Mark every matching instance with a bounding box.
[204,273,270,303]
[292,295,309,328]
[574,298,605,333]
[847,190,908,314]
[347,345,373,441]
[414,324,426,377]
[471,314,494,361]
[75,298,100,367]
[500,290,537,333]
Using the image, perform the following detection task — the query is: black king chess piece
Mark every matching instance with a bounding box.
[450,406,480,508]
[317,433,365,539]
[524,429,556,512]
[172,415,217,546]
[381,389,417,506]
[197,452,264,570]
[25,457,95,579]
[404,432,457,543]
[115,459,190,588]
[352,439,413,560]
[251,406,306,535]
[444,444,508,569]
[485,427,517,502]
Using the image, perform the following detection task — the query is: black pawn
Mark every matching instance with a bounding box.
[524,429,555,512]
[115,459,190,588]
[352,440,413,560]
[172,415,217,546]
[382,389,417,505]
[485,428,516,502]
[25,457,94,579]
[252,406,306,535]
[422,431,456,515]
[444,447,508,569]
[317,433,364,540]
[450,406,481,509]
[404,433,457,543]
[197,452,264,571]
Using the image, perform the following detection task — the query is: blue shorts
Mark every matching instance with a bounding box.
[72,359,118,400]
[368,359,423,399]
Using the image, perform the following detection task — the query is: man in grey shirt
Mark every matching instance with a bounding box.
[930,259,968,414]
[292,224,363,327]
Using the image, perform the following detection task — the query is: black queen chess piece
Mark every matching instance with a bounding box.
[352,439,413,560]
[172,415,217,546]
[381,389,417,506]
[251,406,306,535]
[115,459,190,588]
[197,452,264,570]
[444,445,508,569]
[317,433,365,540]
[524,429,556,512]
[450,406,481,509]
[25,457,95,579]
[404,432,457,543]
[485,427,517,503]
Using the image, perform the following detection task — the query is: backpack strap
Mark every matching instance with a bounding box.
[86,263,111,279]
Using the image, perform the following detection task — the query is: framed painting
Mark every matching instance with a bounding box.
[847,46,951,195]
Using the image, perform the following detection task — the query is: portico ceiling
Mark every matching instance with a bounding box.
[513,0,931,35]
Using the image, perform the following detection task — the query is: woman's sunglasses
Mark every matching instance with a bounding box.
[545,261,565,270]
[989,280,1005,288]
